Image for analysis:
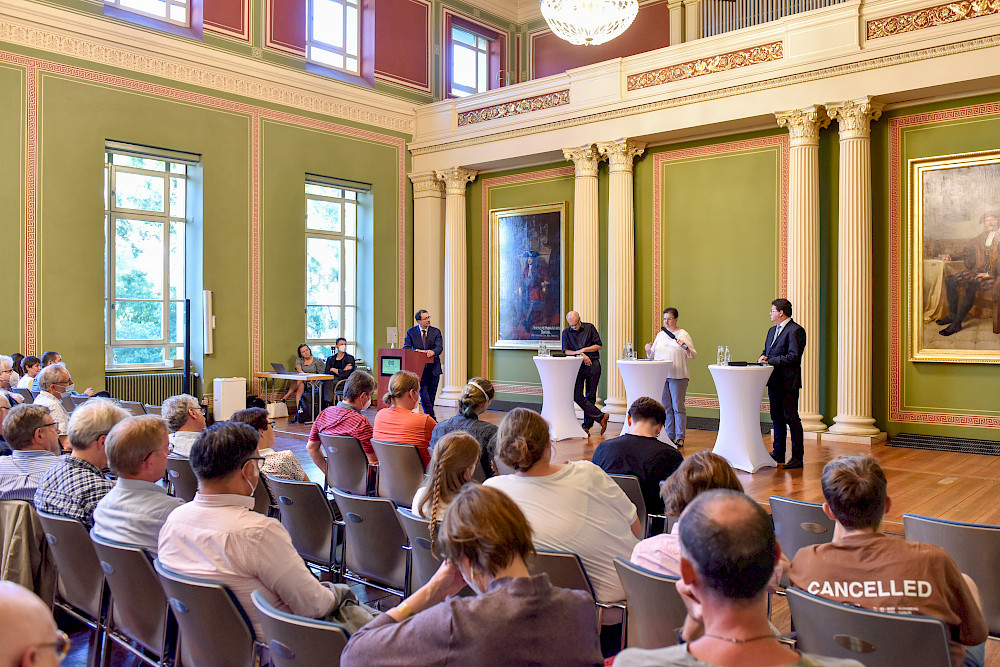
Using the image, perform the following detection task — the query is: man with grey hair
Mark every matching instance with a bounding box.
[0,581,69,666]
[32,363,73,451]
[33,398,130,530]
[0,404,61,502]
[307,370,377,469]
[162,393,206,457]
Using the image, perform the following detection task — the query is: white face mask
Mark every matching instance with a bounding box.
[242,462,258,496]
[338,345,347,353]
[459,561,483,595]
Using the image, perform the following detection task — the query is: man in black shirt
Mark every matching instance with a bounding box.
[592,397,683,514]
[561,311,608,434]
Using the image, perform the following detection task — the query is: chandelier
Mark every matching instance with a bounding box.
[540,0,638,46]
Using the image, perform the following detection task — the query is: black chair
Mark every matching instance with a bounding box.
[119,401,147,416]
[144,404,162,415]
[165,456,198,501]
[252,474,277,517]
[71,394,90,409]
[613,558,686,649]
[251,590,350,667]
[15,387,33,403]
[318,433,372,496]
[609,474,648,538]
[395,507,438,596]
[267,475,340,580]
[529,549,622,627]
[371,440,425,508]
[330,489,407,596]
[769,495,834,586]
[60,395,76,415]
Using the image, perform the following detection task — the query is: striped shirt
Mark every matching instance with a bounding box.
[0,449,62,503]
[34,456,114,530]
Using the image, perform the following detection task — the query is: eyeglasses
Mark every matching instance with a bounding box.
[243,456,266,470]
[144,443,174,462]
[33,630,71,661]
[268,420,276,429]
[34,421,58,435]
[0,368,11,375]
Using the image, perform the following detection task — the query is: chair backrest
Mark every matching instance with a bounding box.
[609,474,647,536]
[370,440,425,508]
[144,404,162,415]
[252,475,275,516]
[0,500,55,603]
[91,535,170,657]
[36,510,105,621]
[904,513,1000,635]
[613,558,686,649]
[318,434,369,496]
[251,590,349,667]
[769,495,835,560]
[396,508,440,595]
[15,387,33,404]
[60,395,76,414]
[493,452,515,476]
[267,475,338,567]
[329,489,407,593]
[786,586,952,667]
[119,401,147,416]
[528,549,596,600]
[154,559,259,667]
[165,456,198,502]
[71,395,89,407]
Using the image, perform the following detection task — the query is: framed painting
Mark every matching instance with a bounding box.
[909,150,1000,363]
[489,202,567,350]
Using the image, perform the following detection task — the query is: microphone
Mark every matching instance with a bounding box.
[662,327,689,351]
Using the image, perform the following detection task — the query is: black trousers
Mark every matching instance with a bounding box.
[574,359,604,427]
[768,383,803,462]
[419,369,440,420]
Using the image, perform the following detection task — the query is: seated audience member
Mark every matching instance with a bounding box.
[341,484,604,666]
[323,337,355,404]
[33,398,129,530]
[0,404,61,502]
[92,415,184,555]
[0,356,19,426]
[616,489,863,667]
[307,370,377,470]
[372,370,436,468]
[281,344,324,422]
[230,407,307,481]
[412,432,480,528]
[158,421,338,636]
[0,581,70,666]
[485,408,640,606]
[592,396,683,514]
[430,377,496,480]
[790,455,987,667]
[32,364,73,451]
[16,355,40,389]
[161,393,206,457]
[30,350,60,391]
[9,353,23,387]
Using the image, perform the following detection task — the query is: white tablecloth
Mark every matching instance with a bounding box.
[534,356,587,441]
[708,364,775,473]
[617,359,674,445]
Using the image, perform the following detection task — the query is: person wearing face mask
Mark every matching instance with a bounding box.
[323,337,356,405]
[372,370,436,468]
[230,407,307,481]
[341,484,604,666]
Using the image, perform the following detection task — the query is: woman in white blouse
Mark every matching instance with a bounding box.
[644,307,697,447]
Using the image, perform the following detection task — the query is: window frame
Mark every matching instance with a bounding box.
[104,0,204,40]
[305,0,376,88]
[444,13,506,99]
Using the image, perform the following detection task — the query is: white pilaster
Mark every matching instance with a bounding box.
[562,144,603,326]
[408,172,446,340]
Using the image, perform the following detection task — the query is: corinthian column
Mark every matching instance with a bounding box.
[597,138,645,415]
[775,105,829,433]
[435,167,477,403]
[408,172,446,336]
[826,97,886,441]
[562,144,603,325]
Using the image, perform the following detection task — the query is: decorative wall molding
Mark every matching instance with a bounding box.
[626,41,783,92]
[457,89,570,126]
[204,0,251,42]
[492,382,543,395]
[867,0,1000,40]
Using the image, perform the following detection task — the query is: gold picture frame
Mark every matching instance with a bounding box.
[908,150,1000,363]
[489,202,568,350]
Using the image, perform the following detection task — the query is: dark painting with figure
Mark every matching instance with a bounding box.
[490,203,566,349]
[911,153,1000,362]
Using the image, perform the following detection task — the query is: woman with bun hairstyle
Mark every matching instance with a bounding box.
[372,370,436,467]
[429,377,496,479]
[412,431,480,546]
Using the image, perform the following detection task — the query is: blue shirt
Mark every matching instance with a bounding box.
[0,449,62,503]
[34,456,114,530]
[92,477,185,555]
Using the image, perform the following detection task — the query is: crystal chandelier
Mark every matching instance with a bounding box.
[540,0,639,46]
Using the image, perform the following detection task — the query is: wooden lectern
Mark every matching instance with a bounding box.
[376,348,430,410]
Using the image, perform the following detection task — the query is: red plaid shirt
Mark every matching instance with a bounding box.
[308,405,375,460]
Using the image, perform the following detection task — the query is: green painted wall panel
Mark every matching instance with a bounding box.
[0,63,25,355]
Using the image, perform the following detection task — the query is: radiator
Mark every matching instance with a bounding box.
[106,372,186,406]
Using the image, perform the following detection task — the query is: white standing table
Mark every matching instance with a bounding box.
[533,356,587,441]
[617,359,674,445]
[708,364,776,473]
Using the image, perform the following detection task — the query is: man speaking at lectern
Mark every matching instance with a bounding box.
[758,298,806,469]
[403,309,443,420]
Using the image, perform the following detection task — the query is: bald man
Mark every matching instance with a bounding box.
[561,311,608,434]
[0,581,67,666]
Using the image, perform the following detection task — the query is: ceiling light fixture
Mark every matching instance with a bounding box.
[540,0,639,46]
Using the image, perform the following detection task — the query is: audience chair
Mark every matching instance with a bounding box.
[471,459,487,484]
[71,395,89,409]
[119,401,147,417]
[904,513,1000,635]
[37,510,108,666]
[329,489,407,596]
[529,549,622,627]
[786,586,952,667]
[154,559,262,667]
[370,440,425,508]
[144,404,162,415]
[492,452,515,476]
[165,456,198,502]
[267,475,340,580]
[91,535,176,666]
[769,495,834,580]
[15,387,33,403]
[60,395,76,415]
[0,500,55,604]
[395,507,439,597]
[29,390,39,401]
[318,434,372,496]
[613,558,686,650]
[251,590,350,667]
[609,474,648,538]
[252,474,277,517]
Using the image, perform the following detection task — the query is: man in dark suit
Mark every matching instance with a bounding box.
[758,298,806,469]
[403,309,443,420]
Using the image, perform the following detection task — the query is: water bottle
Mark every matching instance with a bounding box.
[717,345,724,365]
[538,340,546,357]
[724,345,731,365]
[622,343,628,360]
[627,342,633,359]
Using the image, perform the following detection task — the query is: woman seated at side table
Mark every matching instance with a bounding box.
[372,370,436,468]
[341,484,604,666]
[412,431,480,525]
[429,377,496,479]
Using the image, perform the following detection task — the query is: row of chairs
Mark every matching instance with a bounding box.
[15,387,156,419]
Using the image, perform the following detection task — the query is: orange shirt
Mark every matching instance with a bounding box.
[372,406,436,467]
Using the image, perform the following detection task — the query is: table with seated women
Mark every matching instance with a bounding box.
[282,344,324,422]
[372,370,436,468]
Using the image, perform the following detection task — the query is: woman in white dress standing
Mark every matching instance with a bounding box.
[644,308,696,448]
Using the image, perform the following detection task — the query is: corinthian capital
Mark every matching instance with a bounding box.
[563,144,603,178]
[596,139,646,172]
[826,96,884,141]
[774,105,830,147]
[435,167,478,195]
[409,171,446,198]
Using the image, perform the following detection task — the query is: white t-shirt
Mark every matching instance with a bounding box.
[16,374,32,389]
[485,460,638,602]
[169,430,201,457]
[649,328,696,379]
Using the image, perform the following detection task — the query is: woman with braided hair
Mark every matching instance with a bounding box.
[429,377,497,479]
[411,432,480,534]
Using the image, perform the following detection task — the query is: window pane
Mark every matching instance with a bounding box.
[306,306,341,340]
[344,201,357,237]
[113,155,167,171]
[478,51,489,92]
[170,163,186,174]
[311,344,334,360]
[120,0,167,17]
[104,166,109,209]
[453,44,477,89]
[345,57,358,74]
[309,47,345,70]
[313,0,345,47]
[306,183,340,197]
[344,306,356,341]
[307,237,341,305]
[345,190,357,201]
[169,221,185,299]
[115,171,165,213]
[115,219,163,299]
[170,300,182,343]
[169,3,186,21]
[115,300,163,341]
[307,198,341,232]
[169,346,183,360]
[346,6,359,56]
[113,347,166,366]
[453,27,476,47]
[170,177,185,218]
[345,239,356,306]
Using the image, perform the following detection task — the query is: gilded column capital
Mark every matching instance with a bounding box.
[826,96,884,140]
[435,166,478,195]
[409,171,445,198]
[563,144,603,178]
[596,139,646,172]
[774,105,830,147]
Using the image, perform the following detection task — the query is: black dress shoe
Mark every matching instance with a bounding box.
[940,324,962,336]
[783,459,804,469]
[935,316,953,325]
[770,451,783,463]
